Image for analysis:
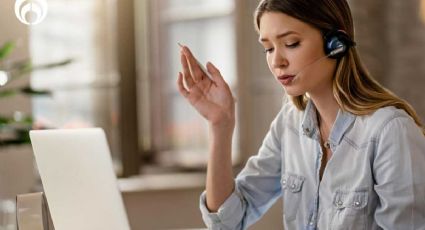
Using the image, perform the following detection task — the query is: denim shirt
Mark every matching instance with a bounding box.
[199,100,425,230]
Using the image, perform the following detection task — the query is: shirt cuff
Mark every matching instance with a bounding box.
[199,188,246,229]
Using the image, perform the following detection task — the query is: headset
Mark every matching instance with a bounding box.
[323,29,356,59]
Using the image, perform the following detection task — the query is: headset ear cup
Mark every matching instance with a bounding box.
[324,30,354,59]
[327,36,347,58]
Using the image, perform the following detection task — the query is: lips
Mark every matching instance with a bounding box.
[277,74,296,86]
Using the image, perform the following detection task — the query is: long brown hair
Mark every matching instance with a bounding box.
[254,0,425,135]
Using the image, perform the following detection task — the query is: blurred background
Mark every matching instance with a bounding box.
[0,0,424,229]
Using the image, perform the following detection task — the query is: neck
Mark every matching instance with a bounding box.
[309,87,339,132]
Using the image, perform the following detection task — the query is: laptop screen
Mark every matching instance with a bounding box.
[29,128,130,230]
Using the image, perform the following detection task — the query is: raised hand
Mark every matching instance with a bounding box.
[177,45,235,128]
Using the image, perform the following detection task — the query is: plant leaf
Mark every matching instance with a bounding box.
[6,58,73,80]
[20,86,52,96]
[0,115,11,125]
[0,89,18,97]
[0,41,15,61]
[0,86,52,97]
[32,58,74,70]
[10,59,32,73]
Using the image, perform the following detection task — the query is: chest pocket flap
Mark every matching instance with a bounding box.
[281,173,305,193]
[333,189,368,210]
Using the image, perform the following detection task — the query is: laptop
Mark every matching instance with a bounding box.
[29,128,131,230]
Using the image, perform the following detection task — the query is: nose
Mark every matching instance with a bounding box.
[270,49,289,69]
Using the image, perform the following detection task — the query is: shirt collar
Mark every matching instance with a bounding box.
[301,99,356,147]
[301,100,319,138]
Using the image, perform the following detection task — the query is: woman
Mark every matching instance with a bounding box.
[177,0,425,229]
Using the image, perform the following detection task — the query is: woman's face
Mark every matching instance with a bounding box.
[259,12,337,97]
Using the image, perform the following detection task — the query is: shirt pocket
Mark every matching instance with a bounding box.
[331,189,368,230]
[281,173,305,222]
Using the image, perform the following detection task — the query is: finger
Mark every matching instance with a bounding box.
[180,51,195,88]
[206,62,225,85]
[177,72,189,97]
[199,62,217,86]
[184,86,218,119]
[181,47,204,82]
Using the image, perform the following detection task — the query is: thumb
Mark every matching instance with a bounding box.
[206,62,225,84]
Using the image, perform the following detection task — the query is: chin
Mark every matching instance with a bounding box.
[283,87,306,97]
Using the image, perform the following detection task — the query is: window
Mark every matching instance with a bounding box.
[30,0,122,173]
[136,0,241,172]
[136,0,238,172]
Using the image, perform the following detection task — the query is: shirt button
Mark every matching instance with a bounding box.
[337,200,343,206]
[324,141,331,149]
[354,201,361,207]
[290,184,296,189]
[282,179,286,185]
[309,222,314,226]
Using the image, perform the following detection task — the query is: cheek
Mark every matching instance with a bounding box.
[303,59,336,85]
[266,55,274,73]
[292,46,327,76]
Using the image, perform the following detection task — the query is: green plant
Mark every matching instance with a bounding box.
[0,41,73,147]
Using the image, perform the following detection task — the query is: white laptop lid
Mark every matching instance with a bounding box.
[29,128,131,230]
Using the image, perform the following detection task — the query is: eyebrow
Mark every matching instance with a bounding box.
[259,31,299,42]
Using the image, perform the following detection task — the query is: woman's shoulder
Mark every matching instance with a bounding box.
[363,106,411,125]
[356,106,416,138]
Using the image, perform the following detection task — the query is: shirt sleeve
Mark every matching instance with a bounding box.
[373,116,425,229]
[199,106,286,230]
[199,187,246,230]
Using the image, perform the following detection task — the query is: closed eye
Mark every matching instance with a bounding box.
[263,48,274,54]
[286,41,300,48]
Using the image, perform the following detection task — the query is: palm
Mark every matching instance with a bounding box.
[177,46,234,124]
[188,78,233,121]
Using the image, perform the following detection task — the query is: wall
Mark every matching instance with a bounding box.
[350,0,425,119]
